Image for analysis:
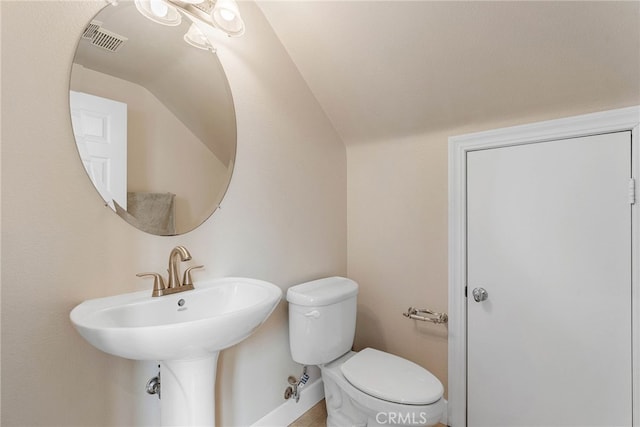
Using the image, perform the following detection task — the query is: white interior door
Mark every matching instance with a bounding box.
[467,132,632,426]
[70,90,127,210]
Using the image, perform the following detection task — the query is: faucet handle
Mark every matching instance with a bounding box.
[136,272,166,297]
[182,265,204,287]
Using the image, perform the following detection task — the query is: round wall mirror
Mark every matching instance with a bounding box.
[69,1,236,236]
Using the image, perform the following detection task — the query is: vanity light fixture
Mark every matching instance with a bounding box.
[184,23,216,52]
[133,0,245,50]
[211,0,245,37]
[134,0,182,26]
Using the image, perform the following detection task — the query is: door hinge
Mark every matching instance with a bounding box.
[465,286,468,297]
[630,178,636,205]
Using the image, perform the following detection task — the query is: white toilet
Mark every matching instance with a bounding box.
[287,277,446,427]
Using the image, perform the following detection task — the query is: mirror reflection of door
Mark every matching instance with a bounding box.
[70,90,127,210]
[68,2,237,235]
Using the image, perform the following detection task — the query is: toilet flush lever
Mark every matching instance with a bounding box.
[304,310,320,319]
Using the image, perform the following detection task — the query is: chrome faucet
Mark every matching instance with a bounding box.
[137,245,203,297]
[167,245,192,289]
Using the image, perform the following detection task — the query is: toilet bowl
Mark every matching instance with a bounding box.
[287,277,446,427]
[322,350,445,427]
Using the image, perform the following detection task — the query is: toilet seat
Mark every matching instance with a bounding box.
[340,348,443,405]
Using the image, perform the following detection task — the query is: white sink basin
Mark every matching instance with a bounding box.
[70,277,282,361]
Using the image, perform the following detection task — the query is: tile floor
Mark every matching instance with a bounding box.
[288,400,327,427]
[287,399,446,427]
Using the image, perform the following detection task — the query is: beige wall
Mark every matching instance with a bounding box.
[1,1,346,426]
[347,104,640,400]
[71,64,229,232]
[348,133,449,395]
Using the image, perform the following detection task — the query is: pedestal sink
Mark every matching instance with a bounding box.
[70,277,282,426]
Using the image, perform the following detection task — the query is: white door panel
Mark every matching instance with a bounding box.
[70,90,127,210]
[467,132,632,426]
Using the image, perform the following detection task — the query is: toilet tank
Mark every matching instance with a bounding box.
[287,277,358,365]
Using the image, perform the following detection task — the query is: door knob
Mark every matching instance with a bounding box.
[472,287,488,302]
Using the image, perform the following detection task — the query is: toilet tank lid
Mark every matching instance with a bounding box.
[287,277,358,306]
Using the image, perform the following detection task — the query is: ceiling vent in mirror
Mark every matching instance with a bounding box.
[82,21,128,53]
[82,20,103,40]
[91,28,128,53]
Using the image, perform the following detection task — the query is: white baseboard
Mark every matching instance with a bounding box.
[251,378,325,427]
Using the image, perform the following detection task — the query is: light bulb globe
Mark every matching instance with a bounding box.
[211,0,245,37]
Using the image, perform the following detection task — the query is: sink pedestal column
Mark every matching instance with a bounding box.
[160,353,219,426]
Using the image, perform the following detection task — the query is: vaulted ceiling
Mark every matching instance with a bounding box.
[257,1,640,145]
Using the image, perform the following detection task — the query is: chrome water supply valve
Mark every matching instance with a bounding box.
[284,375,297,400]
[146,369,161,399]
[284,366,309,402]
[297,371,309,402]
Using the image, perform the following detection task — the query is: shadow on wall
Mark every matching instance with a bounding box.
[353,304,387,351]
[412,320,448,341]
